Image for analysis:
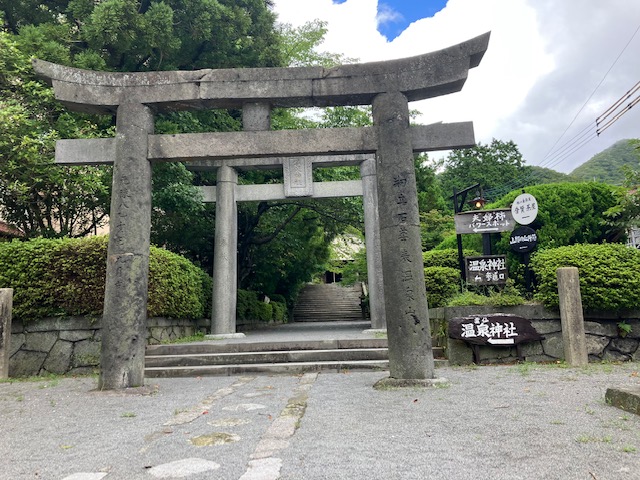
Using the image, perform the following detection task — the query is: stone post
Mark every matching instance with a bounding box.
[0,288,13,379]
[360,158,386,330]
[211,164,239,334]
[372,92,435,383]
[557,267,588,366]
[99,103,154,390]
[211,102,270,335]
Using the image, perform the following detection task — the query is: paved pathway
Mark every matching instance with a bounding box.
[1,322,639,479]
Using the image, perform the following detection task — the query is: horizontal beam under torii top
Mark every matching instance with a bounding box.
[32,33,490,114]
[55,122,475,166]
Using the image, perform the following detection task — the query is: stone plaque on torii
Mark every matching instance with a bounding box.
[33,32,490,389]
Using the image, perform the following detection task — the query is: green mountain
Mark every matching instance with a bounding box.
[524,165,574,185]
[570,139,640,184]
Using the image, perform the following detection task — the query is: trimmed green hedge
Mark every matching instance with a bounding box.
[0,236,287,323]
[0,236,211,320]
[531,243,640,310]
[423,248,480,269]
[236,289,288,323]
[424,266,461,308]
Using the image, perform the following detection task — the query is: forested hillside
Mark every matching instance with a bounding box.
[570,139,639,184]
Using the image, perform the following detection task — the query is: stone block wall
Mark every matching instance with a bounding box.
[431,306,640,365]
[9,316,208,377]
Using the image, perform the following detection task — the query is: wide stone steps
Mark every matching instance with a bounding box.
[144,339,446,377]
[293,283,364,322]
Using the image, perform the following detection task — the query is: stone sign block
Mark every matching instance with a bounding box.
[449,313,544,346]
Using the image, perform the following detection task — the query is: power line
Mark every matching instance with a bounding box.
[538,20,640,167]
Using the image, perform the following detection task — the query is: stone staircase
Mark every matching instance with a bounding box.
[144,326,447,378]
[145,338,393,378]
[293,283,364,322]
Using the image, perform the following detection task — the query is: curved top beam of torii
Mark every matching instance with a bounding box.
[32,32,490,115]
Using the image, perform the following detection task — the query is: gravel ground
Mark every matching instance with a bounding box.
[1,362,639,480]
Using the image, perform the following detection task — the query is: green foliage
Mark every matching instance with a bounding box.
[446,282,527,307]
[603,162,640,235]
[278,20,345,67]
[0,236,211,320]
[438,139,526,204]
[570,139,640,184]
[491,182,622,251]
[523,165,575,185]
[424,266,461,308]
[147,245,211,319]
[3,0,283,71]
[423,248,480,269]
[530,243,640,310]
[340,247,368,285]
[236,289,287,323]
[0,31,112,238]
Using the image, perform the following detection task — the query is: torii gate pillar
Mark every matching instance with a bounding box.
[373,92,434,382]
[99,103,154,390]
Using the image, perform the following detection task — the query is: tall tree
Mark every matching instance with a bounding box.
[0,31,111,237]
[438,139,526,204]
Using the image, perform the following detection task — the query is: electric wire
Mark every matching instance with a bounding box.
[480,20,640,199]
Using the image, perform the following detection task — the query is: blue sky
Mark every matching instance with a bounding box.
[334,0,448,40]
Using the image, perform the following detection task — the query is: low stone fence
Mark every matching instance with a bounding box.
[9,316,209,377]
[431,305,640,365]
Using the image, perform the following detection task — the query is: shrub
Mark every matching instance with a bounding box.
[424,266,461,308]
[0,236,210,320]
[423,248,480,269]
[446,281,527,307]
[531,243,640,310]
[235,289,287,323]
[148,246,211,319]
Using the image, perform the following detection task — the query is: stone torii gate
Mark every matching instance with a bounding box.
[34,32,489,389]
[190,153,388,335]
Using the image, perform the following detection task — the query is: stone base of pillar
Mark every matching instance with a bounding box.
[373,376,449,389]
[205,333,246,340]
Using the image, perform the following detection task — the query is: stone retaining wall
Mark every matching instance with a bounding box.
[431,305,640,365]
[9,317,208,377]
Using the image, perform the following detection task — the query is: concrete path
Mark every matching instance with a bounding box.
[1,322,639,479]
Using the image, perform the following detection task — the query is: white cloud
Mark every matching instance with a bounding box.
[376,3,404,27]
[271,0,640,173]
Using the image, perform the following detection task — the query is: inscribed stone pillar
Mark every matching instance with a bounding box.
[211,165,239,334]
[360,158,386,329]
[557,267,588,366]
[372,92,435,380]
[0,288,13,379]
[99,103,153,390]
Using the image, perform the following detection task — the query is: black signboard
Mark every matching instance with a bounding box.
[465,255,508,285]
[448,314,544,346]
[509,226,538,253]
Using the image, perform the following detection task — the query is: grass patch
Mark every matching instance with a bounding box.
[0,372,97,384]
[575,435,612,444]
[161,331,207,344]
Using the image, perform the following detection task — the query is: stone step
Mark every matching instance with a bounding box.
[145,358,449,378]
[293,283,364,323]
[145,348,389,368]
[146,339,388,355]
